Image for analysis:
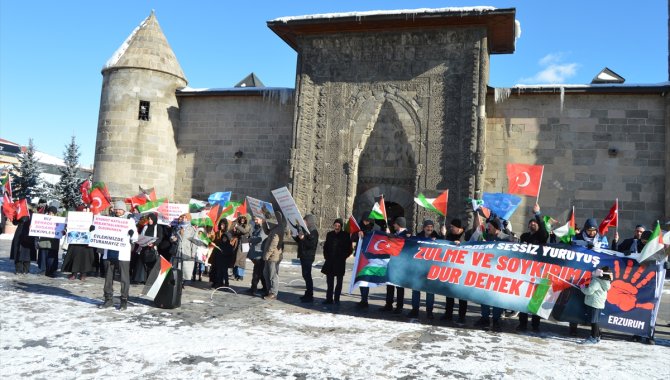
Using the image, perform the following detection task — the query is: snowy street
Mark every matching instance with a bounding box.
[1,238,668,379]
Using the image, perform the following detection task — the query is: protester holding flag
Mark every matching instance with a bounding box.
[407,219,440,319]
[612,225,646,255]
[516,203,549,333]
[100,201,137,310]
[10,213,35,275]
[573,218,609,249]
[355,216,380,309]
[321,218,352,305]
[579,266,613,344]
[262,211,285,301]
[231,214,251,281]
[442,218,469,324]
[246,216,268,296]
[293,214,319,303]
[380,217,411,314]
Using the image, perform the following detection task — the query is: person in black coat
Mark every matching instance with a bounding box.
[294,214,319,302]
[612,225,646,255]
[11,215,35,274]
[321,218,352,304]
[211,231,234,288]
[517,203,549,332]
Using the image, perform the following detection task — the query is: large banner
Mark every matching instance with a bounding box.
[88,215,134,251]
[271,186,308,235]
[353,231,664,337]
[28,213,66,239]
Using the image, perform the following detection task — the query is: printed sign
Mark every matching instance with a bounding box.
[158,203,189,225]
[88,215,134,251]
[28,214,66,239]
[66,211,93,232]
[246,196,278,224]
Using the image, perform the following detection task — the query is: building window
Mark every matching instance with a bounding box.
[139,101,150,121]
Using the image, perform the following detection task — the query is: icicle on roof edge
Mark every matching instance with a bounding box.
[270,6,498,23]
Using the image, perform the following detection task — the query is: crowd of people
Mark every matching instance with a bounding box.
[6,199,667,345]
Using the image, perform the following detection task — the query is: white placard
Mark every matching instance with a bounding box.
[28,214,66,239]
[158,203,189,225]
[271,186,309,235]
[88,215,133,251]
[66,211,93,232]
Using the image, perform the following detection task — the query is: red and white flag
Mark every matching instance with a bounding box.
[507,163,544,197]
[598,200,618,236]
[89,188,110,215]
[365,233,405,256]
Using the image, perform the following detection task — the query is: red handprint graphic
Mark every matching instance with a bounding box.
[607,260,655,311]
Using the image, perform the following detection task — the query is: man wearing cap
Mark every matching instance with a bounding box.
[100,201,137,310]
[442,218,469,324]
[379,217,412,314]
[474,217,516,331]
[407,219,440,319]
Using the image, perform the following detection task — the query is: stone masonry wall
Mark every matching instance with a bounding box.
[291,27,488,231]
[173,93,294,203]
[485,92,667,239]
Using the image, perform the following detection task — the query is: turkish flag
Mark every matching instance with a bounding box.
[598,201,618,235]
[89,188,110,215]
[365,233,405,257]
[14,198,29,220]
[507,163,544,197]
[80,180,91,205]
[2,193,15,219]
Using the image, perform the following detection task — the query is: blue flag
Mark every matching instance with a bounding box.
[482,192,521,220]
[208,191,231,206]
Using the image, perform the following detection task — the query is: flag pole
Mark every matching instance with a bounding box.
[536,165,545,205]
[615,198,619,236]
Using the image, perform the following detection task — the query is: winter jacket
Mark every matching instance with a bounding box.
[294,215,319,261]
[321,230,352,276]
[582,276,611,309]
[573,218,609,249]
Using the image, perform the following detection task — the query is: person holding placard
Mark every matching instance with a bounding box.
[100,201,137,310]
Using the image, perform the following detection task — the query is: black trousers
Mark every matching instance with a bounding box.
[326,274,343,302]
[104,260,130,300]
[519,312,541,329]
[300,257,314,297]
[250,259,267,291]
[385,285,404,309]
[445,297,468,320]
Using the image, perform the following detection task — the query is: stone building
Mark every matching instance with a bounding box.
[94,7,669,236]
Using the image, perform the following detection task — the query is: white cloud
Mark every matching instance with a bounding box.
[519,53,579,84]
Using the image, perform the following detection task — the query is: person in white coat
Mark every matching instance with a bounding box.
[100,201,138,310]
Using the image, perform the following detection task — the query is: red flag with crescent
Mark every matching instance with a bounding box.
[2,193,16,219]
[506,163,544,197]
[14,198,29,220]
[365,234,405,256]
[89,188,110,215]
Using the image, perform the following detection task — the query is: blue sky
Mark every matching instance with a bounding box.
[0,1,666,168]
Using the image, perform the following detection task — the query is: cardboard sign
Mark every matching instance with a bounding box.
[246,196,278,224]
[66,211,93,232]
[88,215,134,251]
[271,186,309,235]
[28,214,66,239]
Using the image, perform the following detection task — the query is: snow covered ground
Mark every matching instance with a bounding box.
[0,239,668,379]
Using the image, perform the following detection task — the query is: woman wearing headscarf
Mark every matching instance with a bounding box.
[211,218,234,288]
[10,214,35,275]
[321,218,352,305]
[262,211,285,301]
[62,207,96,281]
[131,212,163,284]
[170,213,197,283]
[231,214,251,281]
[293,214,319,302]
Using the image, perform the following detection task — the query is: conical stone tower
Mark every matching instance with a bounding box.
[94,11,187,198]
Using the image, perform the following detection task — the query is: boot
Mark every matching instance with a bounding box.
[119,299,128,311]
[100,296,113,309]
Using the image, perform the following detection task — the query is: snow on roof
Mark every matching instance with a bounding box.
[179,86,293,93]
[510,81,670,89]
[270,6,498,23]
[33,150,65,167]
[102,14,151,71]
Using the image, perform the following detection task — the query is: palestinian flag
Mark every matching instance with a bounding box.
[234,199,248,218]
[527,276,571,319]
[196,230,213,246]
[542,215,557,234]
[190,210,213,227]
[348,239,388,293]
[414,190,448,216]
[143,255,173,299]
[344,215,361,235]
[189,198,207,212]
[125,191,151,212]
[222,201,242,221]
[136,197,168,214]
[553,206,575,244]
[208,204,224,231]
[139,186,157,201]
[368,195,387,221]
[638,221,666,262]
